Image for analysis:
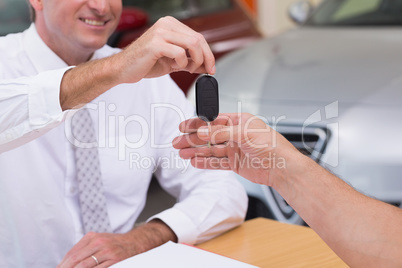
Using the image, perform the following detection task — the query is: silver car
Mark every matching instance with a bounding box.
[189,0,402,224]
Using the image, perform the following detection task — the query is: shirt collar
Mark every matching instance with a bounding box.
[23,23,70,72]
[22,23,117,71]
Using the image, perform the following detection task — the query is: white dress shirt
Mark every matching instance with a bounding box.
[0,24,247,267]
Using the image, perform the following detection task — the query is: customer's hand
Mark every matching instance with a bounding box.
[117,16,215,84]
[173,113,301,186]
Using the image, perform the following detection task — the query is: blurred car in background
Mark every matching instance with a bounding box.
[0,0,31,36]
[188,0,402,224]
[0,0,261,94]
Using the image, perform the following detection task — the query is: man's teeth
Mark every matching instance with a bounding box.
[83,19,105,26]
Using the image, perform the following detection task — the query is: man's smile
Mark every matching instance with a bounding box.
[80,18,108,26]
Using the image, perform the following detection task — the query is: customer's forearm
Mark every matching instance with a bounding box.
[276,155,402,267]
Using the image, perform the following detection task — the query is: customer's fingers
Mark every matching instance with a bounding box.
[197,125,241,145]
[191,156,232,170]
[178,114,236,134]
[173,132,207,149]
[179,144,229,159]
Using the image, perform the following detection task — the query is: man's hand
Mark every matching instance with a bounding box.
[173,113,301,186]
[117,16,215,84]
[60,16,215,110]
[57,219,177,268]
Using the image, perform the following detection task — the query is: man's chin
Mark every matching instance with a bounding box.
[80,38,109,51]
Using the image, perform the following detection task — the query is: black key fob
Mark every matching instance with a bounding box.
[196,75,219,122]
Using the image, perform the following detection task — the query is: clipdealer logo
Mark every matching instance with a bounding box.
[64,100,339,171]
[301,101,339,168]
[64,102,188,161]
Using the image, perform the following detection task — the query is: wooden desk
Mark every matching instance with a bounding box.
[197,218,348,267]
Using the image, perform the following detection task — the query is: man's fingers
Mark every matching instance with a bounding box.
[97,261,115,268]
[199,37,215,75]
[159,32,201,66]
[159,16,214,74]
[58,233,98,268]
[157,43,189,69]
[184,35,205,73]
[121,15,217,82]
[74,254,101,268]
[153,19,213,74]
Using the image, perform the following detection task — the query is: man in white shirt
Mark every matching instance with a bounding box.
[0,0,247,267]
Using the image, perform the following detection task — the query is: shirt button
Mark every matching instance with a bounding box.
[70,186,77,194]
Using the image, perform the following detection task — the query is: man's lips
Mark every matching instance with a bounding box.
[80,18,109,26]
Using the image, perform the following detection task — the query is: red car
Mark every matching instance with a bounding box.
[110,0,261,93]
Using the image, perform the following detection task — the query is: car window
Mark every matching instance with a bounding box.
[332,0,380,21]
[122,0,232,23]
[0,0,31,36]
[306,0,402,26]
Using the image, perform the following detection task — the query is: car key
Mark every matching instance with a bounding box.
[196,75,219,148]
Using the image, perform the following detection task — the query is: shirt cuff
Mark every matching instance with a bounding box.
[29,67,73,127]
[147,208,199,245]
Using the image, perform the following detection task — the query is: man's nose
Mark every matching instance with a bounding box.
[87,0,110,15]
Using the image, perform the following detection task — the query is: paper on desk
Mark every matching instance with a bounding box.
[110,241,258,268]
